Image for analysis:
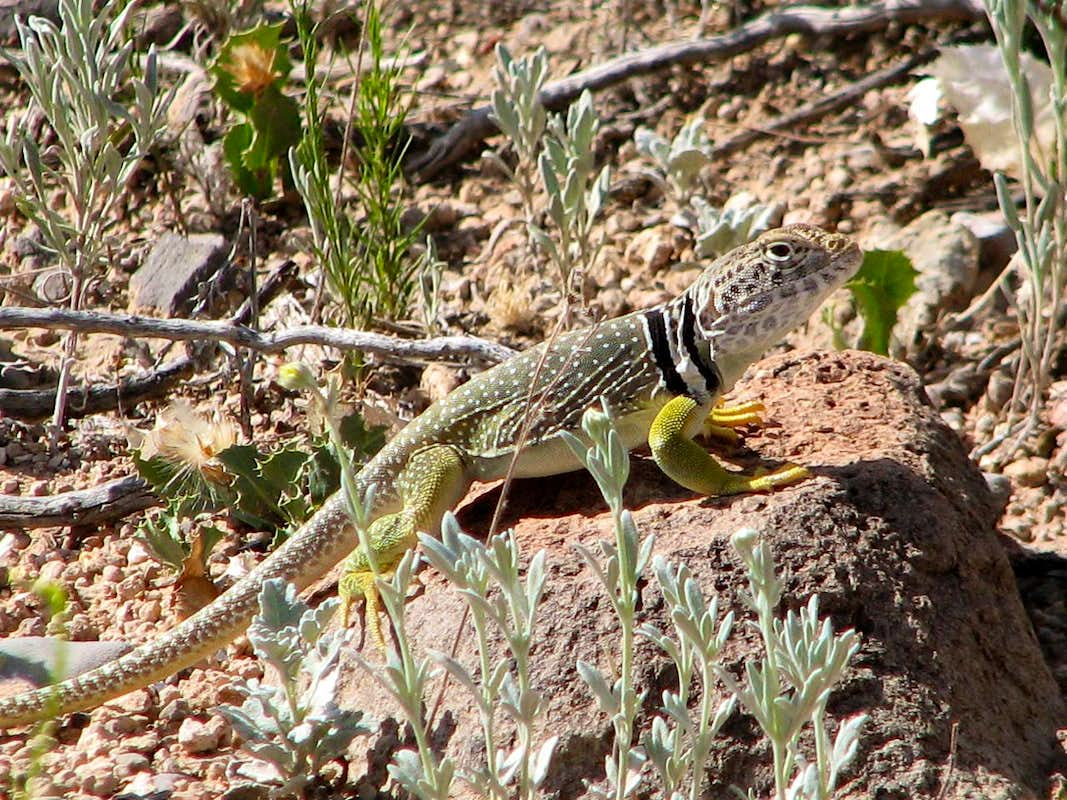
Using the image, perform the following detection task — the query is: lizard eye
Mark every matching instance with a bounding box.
[766,241,795,262]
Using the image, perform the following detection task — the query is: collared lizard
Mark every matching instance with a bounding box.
[0,224,861,727]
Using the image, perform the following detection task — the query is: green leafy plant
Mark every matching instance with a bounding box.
[486,44,549,229]
[219,578,375,795]
[982,0,1067,454]
[634,116,714,202]
[211,23,302,199]
[844,249,918,356]
[136,511,225,575]
[531,90,612,296]
[0,0,170,432]
[280,361,454,799]
[290,0,421,328]
[728,530,865,800]
[689,193,779,259]
[131,400,383,590]
[566,404,866,799]
[421,517,557,800]
[563,401,652,800]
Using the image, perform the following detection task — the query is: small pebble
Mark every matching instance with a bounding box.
[1003,456,1049,488]
[101,564,123,583]
[177,716,226,754]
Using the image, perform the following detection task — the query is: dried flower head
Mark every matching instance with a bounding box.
[133,401,237,486]
[225,41,280,95]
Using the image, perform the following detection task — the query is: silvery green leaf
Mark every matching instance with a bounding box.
[430,650,479,695]
[634,126,669,162]
[497,743,524,784]
[388,749,425,794]
[830,712,867,773]
[531,735,558,787]
[576,541,610,584]
[526,549,548,608]
[577,660,620,714]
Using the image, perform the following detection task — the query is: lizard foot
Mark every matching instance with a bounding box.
[715,463,809,495]
[339,558,393,651]
[702,399,766,443]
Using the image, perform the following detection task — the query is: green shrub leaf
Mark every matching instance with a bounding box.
[846,249,918,355]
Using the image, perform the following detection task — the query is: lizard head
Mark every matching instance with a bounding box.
[691,223,863,354]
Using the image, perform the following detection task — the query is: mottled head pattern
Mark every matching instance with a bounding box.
[640,224,861,401]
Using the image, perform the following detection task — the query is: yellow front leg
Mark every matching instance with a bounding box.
[650,395,807,496]
[339,444,471,649]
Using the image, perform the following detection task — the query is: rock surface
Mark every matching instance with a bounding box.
[128,233,228,315]
[336,349,1065,799]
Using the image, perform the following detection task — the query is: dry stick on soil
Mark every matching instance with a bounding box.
[0,475,156,529]
[0,261,299,421]
[0,308,516,366]
[407,0,984,180]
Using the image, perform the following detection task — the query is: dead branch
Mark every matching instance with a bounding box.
[0,357,196,421]
[0,475,155,529]
[0,307,516,365]
[407,0,984,180]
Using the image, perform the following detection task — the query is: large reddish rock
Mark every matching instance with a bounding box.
[336,350,1065,799]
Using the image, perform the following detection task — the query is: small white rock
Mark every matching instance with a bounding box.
[177,716,224,754]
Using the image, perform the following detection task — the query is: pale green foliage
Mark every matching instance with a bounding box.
[530,90,612,293]
[980,0,1067,454]
[567,407,866,800]
[564,401,654,800]
[0,0,169,431]
[0,0,169,293]
[690,193,779,259]
[486,44,549,221]
[639,558,737,799]
[355,551,455,800]
[634,116,714,201]
[420,517,557,800]
[488,48,610,297]
[219,579,375,794]
[731,529,866,800]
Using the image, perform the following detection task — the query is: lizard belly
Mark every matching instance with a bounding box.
[468,404,660,482]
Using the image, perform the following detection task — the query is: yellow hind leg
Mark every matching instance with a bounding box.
[339,444,470,649]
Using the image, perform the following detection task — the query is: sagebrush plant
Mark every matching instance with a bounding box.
[982,0,1067,455]
[486,44,549,232]
[531,90,612,298]
[563,400,652,800]
[0,0,170,431]
[488,48,610,298]
[279,361,453,799]
[566,404,866,799]
[728,530,865,800]
[290,0,421,329]
[421,516,557,800]
[219,579,375,795]
[689,193,779,259]
[634,116,714,202]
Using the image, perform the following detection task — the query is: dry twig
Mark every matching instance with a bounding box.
[0,307,515,365]
[0,475,155,529]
